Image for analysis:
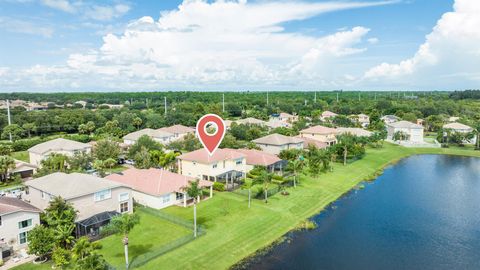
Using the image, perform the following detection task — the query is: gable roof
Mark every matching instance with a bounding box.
[158,124,195,134]
[123,128,173,141]
[0,197,41,215]
[26,172,126,200]
[177,148,245,164]
[28,138,91,154]
[443,122,473,130]
[336,127,373,137]
[295,136,328,149]
[387,120,423,129]
[300,125,338,135]
[252,133,303,146]
[381,115,400,120]
[12,159,37,173]
[235,149,281,166]
[105,168,212,196]
[322,111,338,117]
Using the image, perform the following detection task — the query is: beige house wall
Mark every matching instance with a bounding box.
[299,132,337,144]
[255,142,303,155]
[179,158,246,180]
[0,211,40,250]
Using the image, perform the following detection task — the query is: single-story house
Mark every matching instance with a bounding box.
[177,148,247,184]
[387,120,424,143]
[336,127,373,137]
[158,124,195,141]
[252,134,304,155]
[0,197,40,253]
[235,149,286,172]
[123,128,174,145]
[106,168,213,209]
[299,125,338,146]
[28,138,92,166]
[321,111,338,121]
[24,172,133,238]
[11,160,37,179]
[381,115,400,124]
[443,122,473,133]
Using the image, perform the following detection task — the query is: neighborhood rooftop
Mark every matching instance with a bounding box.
[28,138,91,154]
[123,128,173,141]
[158,124,195,134]
[235,149,281,166]
[177,148,246,164]
[0,197,40,215]
[252,133,303,145]
[106,168,212,196]
[443,122,472,130]
[26,172,125,200]
[387,120,423,129]
[301,125,338,135]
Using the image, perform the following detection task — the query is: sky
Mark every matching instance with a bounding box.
[0,0,478,92]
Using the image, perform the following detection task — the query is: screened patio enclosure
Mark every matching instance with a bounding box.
[75,211,120,239]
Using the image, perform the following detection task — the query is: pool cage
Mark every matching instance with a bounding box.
[75,211,119,240]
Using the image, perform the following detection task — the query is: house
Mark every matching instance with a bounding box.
[321,111,338,121]
[270,112,298,123]
[417,119,425,126]
[235,149,285,172]
[28,138,92,166]
[158,125,195,141]
[387,121,424,143]
[177,148,247,184]
[265,119,291,129]
[299,125,338,146]
[357,114,370,128]
[381,115,400,124]
[296,136,329,150]
[0,197,41,253]
[336,127,373,137]
[443,122,473,133]
[11,160,37,179]
[106,168,213,209]
[252,134,304,155]
[448,116,460,122]
[235,117,266,126]
[24,172,133,238]
[123,128,174,145]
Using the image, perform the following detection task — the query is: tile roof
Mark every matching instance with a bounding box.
[336,127,373,137]
[12,159,37,173]
[0,197,40,215]
[300,125,338,135]
[26,172,126,200]
[387,120,423,129]
[28,138,91,154]
[177,148,245,164]
[322,111,338,117]
[235,117,266,125]
[158,124,195,134]
[443,122,473,130]
[123,128,173,141]
[235,149,281,166]
[106,168,212,196]
[295,136,329,149]
[252,133,303,145]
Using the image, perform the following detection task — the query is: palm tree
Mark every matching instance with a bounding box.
[182,180,203,238]
[475,123,480,150]
[256,171,273,203]
[288,159,303,188]
[103,213,140,269]
[241,180,254,208]
[0,155,15,183]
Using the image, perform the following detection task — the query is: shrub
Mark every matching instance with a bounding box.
[213,182,225,191]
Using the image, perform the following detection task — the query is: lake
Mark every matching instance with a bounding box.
[245,155,480,270]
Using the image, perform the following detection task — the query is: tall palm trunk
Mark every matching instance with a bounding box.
[248,189,251,208]
[123,236,129,269]
[343,147,347,166]
[264,188,268,203]
[193,203,197,238]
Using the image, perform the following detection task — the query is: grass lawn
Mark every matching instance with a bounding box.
[105,165,129,174]
[10,151,29,162]
[11,143,480,270]
[97,208,192,269]
[10,263,53,270]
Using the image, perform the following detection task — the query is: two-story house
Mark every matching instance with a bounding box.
[158,125,195,141]
[28,138,92,166]
[299,125,338,146]
[123,128,174,145]
[0,197,40,255]
[252,134,304,155]
[24,172,132,238]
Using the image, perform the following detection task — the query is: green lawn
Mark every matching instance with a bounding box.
[11,151,29,162]
[10,262,52,270]
[11,144,480,270]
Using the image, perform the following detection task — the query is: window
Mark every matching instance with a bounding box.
[212,163,218,169]
[176,192,184,200]
[19,232,28,244]
[161,194,170,204]
[235,159,243,165]
[120,202,129,213]
[118,192,129,202]
[18,219,32,229]
[0,216,2,226]
[94,189,112,202]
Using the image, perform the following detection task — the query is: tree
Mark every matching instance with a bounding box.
[72,237,107,270]
[475,123,480,150]
[132,117,143,130]
[38,153,68,175]
[74,253,108,270]
[0,144,12,155]
[128,135,162,158]
[78,121,95,135]
[43,197,77,248]
[22,123,37,138]
[0,155,15,183]
[103,158,117,169]
[393,131,410,142]
[182,180,203,238]
[93,139,120,161]
[160,152,179,171]
[27,225,55,261]
[103,213,140,269]
[93,159,107,177]
[68,151,93,171]
[288,159,303,188]
[1,124,24,141]
[256,170,273,203]
[52,247,71,269]
[133,147,152,169]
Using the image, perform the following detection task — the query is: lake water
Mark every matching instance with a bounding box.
[245,155,480,270]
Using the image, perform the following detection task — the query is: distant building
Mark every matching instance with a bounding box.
[387,121,424,143]
[11,160,37,179]
[295,136,329,150]
[123,128,174,145]
[381,115,401,124]
[0,197,40,251]
[299,125,338,146]
[235,149,285,172]
[336,127,373,137]
[443,122,473,133]
[357,114,370,128]
[158,125,195,141]
[252,134,304,155]
[321,111,338,121]
[448,116,460,122]
[270,112,298,123]
[235,117,267,126]
[106,168,213,209]
[28,138,92,166]
[24,172,133,238]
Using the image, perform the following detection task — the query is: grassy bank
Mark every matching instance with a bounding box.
[12,144,480,270]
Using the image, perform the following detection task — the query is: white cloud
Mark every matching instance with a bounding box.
[367,37,379,44]
[84,4,131,21]
[2,0,395,91]
[0,16,54,37]
[364,0,480,88]
[41,0,75,13]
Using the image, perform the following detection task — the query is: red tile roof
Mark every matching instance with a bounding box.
[300,125,338,135]
[105,168,212,196]
[295,136,329,149]
[235,149,281,166]
[177,148,245,164]
[0,197,40,215]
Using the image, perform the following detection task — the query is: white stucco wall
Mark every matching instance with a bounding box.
[0,211,40,250]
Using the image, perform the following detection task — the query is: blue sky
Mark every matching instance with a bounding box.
[0,0,478,92]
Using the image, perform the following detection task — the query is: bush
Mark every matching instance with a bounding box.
[213,182,225,191]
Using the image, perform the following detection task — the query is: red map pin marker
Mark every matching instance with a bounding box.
[196,114,226,156]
